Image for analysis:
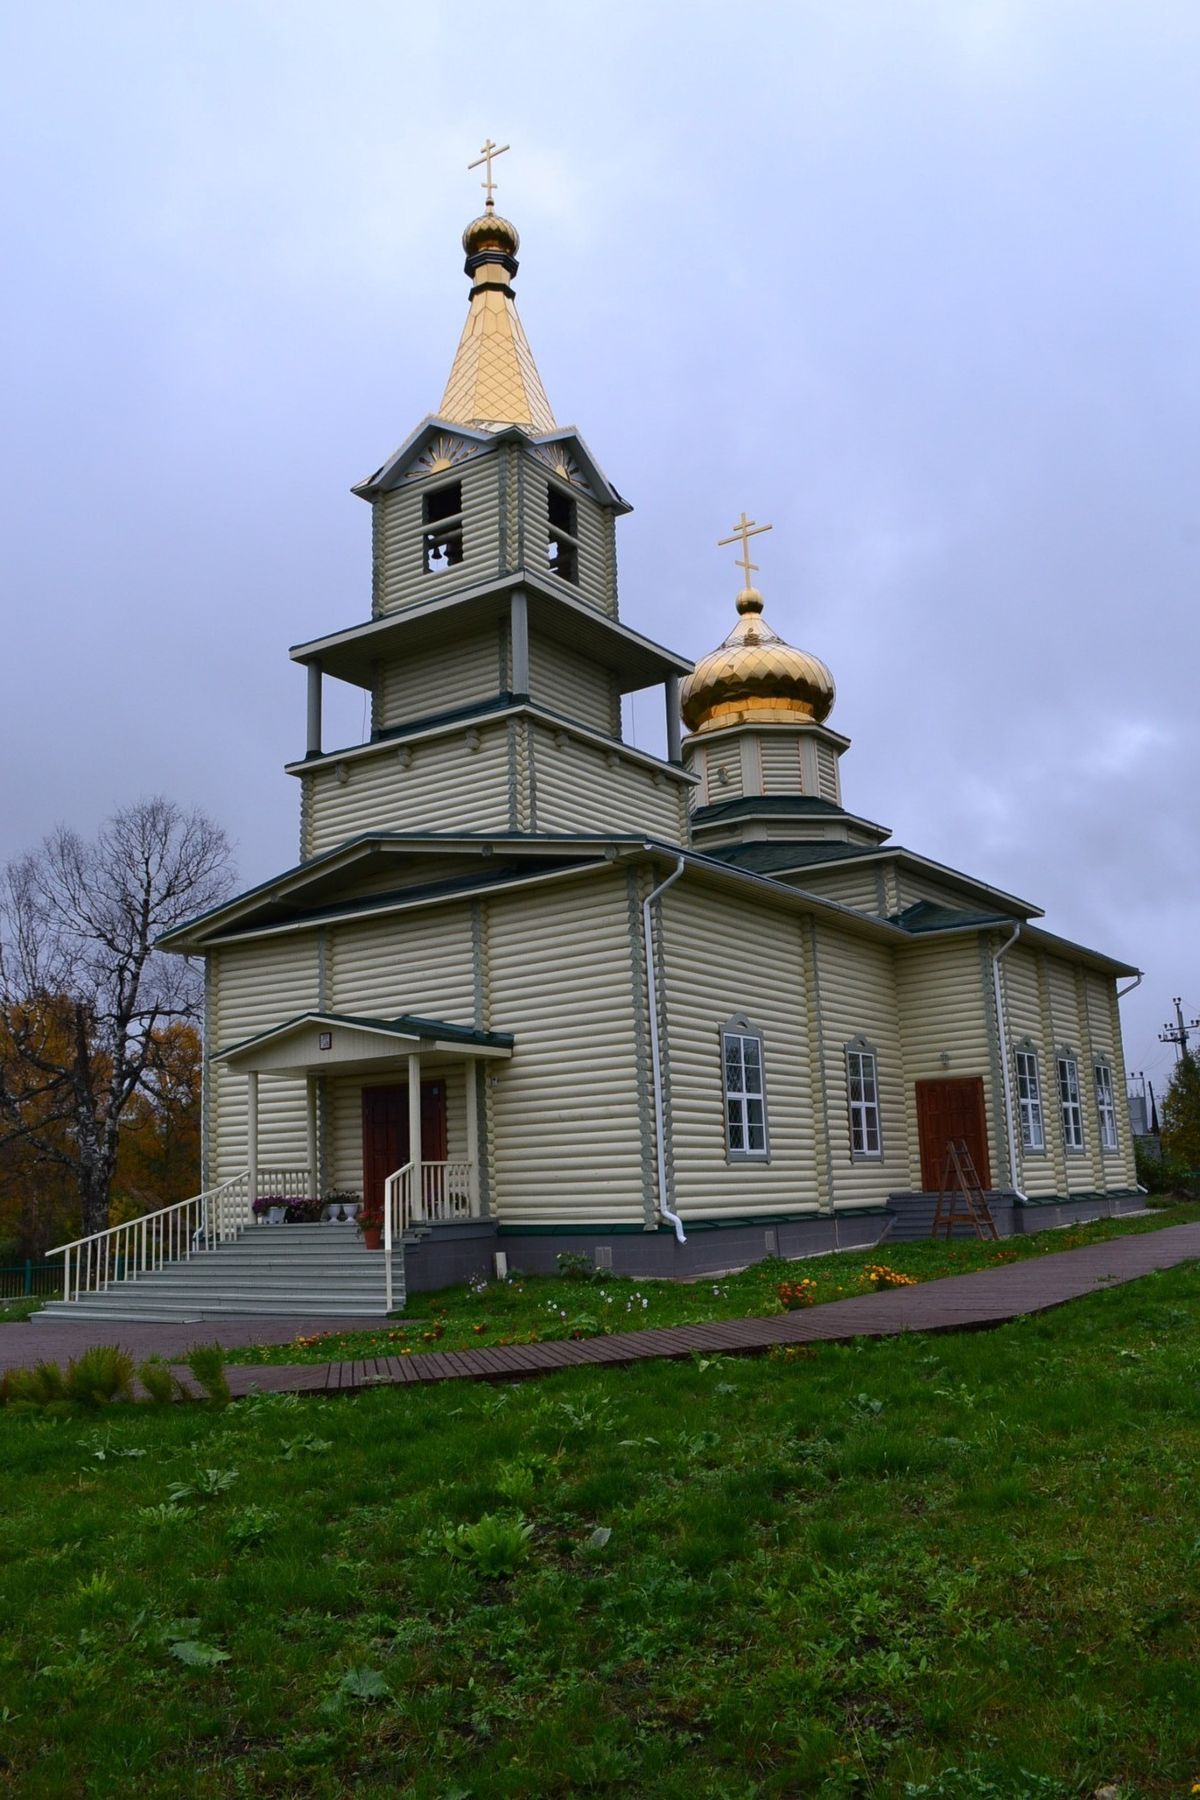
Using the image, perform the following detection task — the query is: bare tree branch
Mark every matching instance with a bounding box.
[0,797,232,1237]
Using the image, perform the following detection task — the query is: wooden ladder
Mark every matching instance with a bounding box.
[932,1139,999,1241]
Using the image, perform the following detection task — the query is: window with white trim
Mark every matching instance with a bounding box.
[721,1017,768,1161]
[845,1037,882,1159]
[1014,1042,1045,1152]
[1094,1060,1119,1152]
[1057,1052,1085,1151]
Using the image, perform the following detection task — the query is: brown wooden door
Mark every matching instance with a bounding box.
[361,1081,447,1211]
[915,1077,991,1191]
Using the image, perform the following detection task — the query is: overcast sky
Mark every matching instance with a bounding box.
[1,1,1196,1093]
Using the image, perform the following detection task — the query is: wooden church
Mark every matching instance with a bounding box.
[55,151,1144,1315]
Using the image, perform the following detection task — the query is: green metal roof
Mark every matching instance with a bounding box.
[216,1010,514,1064]
[890,900,1013,934]
[705,841,885,874]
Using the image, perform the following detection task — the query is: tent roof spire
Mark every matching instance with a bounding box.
[438,141,556,435]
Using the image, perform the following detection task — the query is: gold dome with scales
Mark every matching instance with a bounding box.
[680,513,836,735]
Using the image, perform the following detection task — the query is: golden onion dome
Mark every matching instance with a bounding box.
[681,586,836,735]
[463,206,520,259]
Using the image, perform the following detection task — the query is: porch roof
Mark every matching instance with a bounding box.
[215,1011,514,1077]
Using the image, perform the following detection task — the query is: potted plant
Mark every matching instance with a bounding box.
[323,1189,362,1224]
[253,1194,289,1227]
[356,1205,385,1250]
[284,1195,323,1225]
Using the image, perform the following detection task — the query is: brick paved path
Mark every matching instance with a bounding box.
[3,1223,1197,1395]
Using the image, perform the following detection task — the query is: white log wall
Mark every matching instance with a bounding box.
[815,742,841,804]
[759,733,806,795]
[528,633,620,735]
[810,925,912,1208]
[485,872,646,1222]
[374,459,502,615]
[302,726,512,857]
[328,903,475,1023]
[659,884,821,1219]
[789,863,884,915]
[697,737,743,808]
[209,934,320,1182]
[374,626,503,731]
[528,723,686,838]
[895,937,994,1192]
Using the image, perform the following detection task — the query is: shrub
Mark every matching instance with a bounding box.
[65,1346,135,1407]
[184,1343,231,1405]
[2,1361,69,1408]
[555,1251,595,1282]
[444,1512,535,1577]
[137,1356,179,1405]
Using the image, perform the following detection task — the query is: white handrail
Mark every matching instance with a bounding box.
[381,1161,479,1312]
[45,1167,311,1305]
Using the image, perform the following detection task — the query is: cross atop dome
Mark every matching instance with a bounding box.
[718,511,773,606]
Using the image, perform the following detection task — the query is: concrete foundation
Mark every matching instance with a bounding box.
[402,1192,1149,1294]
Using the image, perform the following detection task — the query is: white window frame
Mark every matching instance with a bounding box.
[721,1015,768,1163]
[1094,1059,1119,1153]
[1013,1041,1046,1153]
[845,1036,883,1161]
[1057,1051,1085,1153]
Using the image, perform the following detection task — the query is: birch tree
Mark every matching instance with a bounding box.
[0,798,232,1239]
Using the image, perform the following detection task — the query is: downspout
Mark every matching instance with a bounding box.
[642,855,687,1242]
[991,923,1029,1202]
[1114,972,1146,1191]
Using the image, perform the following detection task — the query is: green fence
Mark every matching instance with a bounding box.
[0,1262,61,1300]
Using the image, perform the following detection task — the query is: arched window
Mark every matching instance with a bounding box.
[1013,1038,1046,1153]
[845,1035,882,1160]
[720,1015,768,1162]
[1056,1048,1085,1152]
[1094,1058,1119,1153]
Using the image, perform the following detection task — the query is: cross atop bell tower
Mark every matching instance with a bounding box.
[438,140,556,435]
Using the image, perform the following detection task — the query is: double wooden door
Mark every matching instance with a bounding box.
[361,1082,447,1213]
[915,1077,991,1192]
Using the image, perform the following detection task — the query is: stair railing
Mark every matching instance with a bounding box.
[382,1163,412,1313]
[46,1166,311,1305]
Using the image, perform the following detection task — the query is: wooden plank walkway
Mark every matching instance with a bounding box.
[218,1220,1200,1400]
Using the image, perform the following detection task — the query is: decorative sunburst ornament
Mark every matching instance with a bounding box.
[528,441,587,491]
[404,433,478,481]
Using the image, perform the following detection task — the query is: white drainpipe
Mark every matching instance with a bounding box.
[991,923,1029,1202]
[1115,972,1145,1192]
[642,855,687,1242]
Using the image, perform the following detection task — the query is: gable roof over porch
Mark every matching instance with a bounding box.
[215,1011,514,1078]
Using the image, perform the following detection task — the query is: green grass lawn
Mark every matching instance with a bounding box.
[3,1260,1200,1797]
[223,1201,1200,1367]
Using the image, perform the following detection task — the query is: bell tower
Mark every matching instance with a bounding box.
[284,147,693,860]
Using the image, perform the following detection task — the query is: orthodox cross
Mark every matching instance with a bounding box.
[469,138,510,207]
[718,511,773,588]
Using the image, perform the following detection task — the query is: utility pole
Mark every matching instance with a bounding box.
[1159,998,1200,1064]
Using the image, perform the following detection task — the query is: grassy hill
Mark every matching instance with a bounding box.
[2,1262,1199,1796]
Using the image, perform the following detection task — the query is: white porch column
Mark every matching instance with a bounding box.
[306,662,323,757]
[665,675,682,763]
[510,589,529,697]
[408,1051,422,1218]
[464,1060,480,1214]
[305,1074,319,1200]
[246,1072,259,1206]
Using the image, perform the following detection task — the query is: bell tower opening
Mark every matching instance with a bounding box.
[422,480,464,573]
[547,483,579,585]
